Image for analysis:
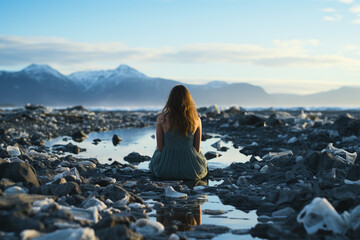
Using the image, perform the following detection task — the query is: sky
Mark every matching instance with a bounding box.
[0,0,360,94]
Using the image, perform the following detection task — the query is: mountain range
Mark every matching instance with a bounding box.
[0,64,359,108]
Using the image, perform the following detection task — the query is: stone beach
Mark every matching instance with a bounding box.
[0,104,360,240]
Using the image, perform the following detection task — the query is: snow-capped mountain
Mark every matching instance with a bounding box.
[22,64,66,81]
[1,63,358,107]
[68,64,149,91]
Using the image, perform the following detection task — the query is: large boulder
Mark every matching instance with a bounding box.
[304,151,349,174]
[0,162,39,187]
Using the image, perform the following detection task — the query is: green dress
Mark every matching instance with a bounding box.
[149,129,208,180]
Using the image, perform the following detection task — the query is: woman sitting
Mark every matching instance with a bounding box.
[149,85,208,180]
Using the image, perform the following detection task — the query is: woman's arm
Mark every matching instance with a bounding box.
[193,117,202,153]
[156,114,164,152]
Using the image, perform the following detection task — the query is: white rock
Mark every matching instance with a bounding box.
[4,186,28,196]
[61,206,100,223]
[128,203,147,209]
[81,197,107,211]
[297,197,347,234]
[21,229,43,240]
[53,167,81,182]
[135,218,164,236]
[6,146,21,157]
[260,165,269,174]
[322,143,357,164]
[113,194,130,208]
[77,161,96,168]
[32,227,97,240]
[165,186,187,199]
[287,137,297,144]
[262,150,293,161]
[5,156,24,163]
[168,233,180,240]
[55,167,70,173]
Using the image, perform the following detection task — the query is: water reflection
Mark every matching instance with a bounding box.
[157,200,203,231]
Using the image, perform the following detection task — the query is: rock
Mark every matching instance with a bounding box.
[77,160,96,168]
[53,167,81,182]
[81,197,107,211]
[0,178,15,190]
[0,211,45,232]
[304,151,351,174]
[100,184,143,204]
[242,115,265,126]
[32,227,97,240]
[53,143,86,154]
[39,182,81,197]
[202,209,225,215]
[211,140,222,150]
[93,215,132,229]
[346,165,360,181]
[204,151,221,160]
[271,207,296,220]
[134,218,164,236]
[25,104,44,110]
[95,225,141,240]
[6,146,21,157]
[287,137,297,144]
[72,130,88,142]
[0,194,56,210]
[322,143,357,164]
[266,115,283,126]
[112,134,122,146]
[123,152,151,165]
[193,224,230,234]
[236,176,248,186]
[165,186,187,199]
[297,197,347,235]
[204,105,221,117]
[61,206,100,223]
[0,162,39,187]
[4,186,28,196]
[260,165,269,174]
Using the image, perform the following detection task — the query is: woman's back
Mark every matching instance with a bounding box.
[149,114,208,180]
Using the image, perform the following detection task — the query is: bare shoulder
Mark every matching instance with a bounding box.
[197,116,201,124]
[196,116,202,128]
[156,113,165,125]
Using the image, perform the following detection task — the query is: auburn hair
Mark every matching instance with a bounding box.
[163,85,198,136]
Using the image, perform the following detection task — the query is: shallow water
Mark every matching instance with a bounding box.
[46,127,259,239]
[145,181,259,239]
[46,126,250,169]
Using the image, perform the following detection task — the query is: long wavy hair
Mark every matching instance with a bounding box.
[163,85,198,136]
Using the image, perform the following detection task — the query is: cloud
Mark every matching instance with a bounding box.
[340,0,354,4]
[321,8,336,12]
[323,14,343,21]
[350,5,360,13]
[352,18,360,23]
[0,35,360,71]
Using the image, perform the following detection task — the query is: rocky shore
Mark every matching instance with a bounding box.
[0,104,360,240]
